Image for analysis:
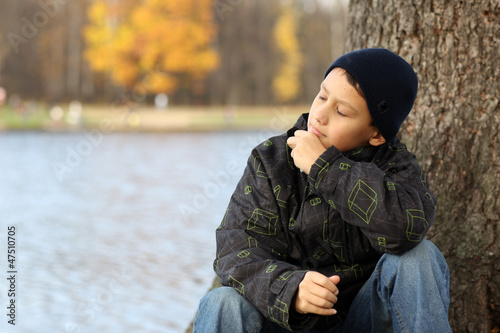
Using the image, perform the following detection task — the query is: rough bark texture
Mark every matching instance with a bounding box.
[345,0,500,331]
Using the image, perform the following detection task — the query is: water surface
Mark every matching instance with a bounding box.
[0,129,274,332]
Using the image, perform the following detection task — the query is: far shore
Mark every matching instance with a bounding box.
[0,104,307,133]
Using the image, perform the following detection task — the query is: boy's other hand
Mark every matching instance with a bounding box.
[287,130,326,174]
[294,272,340,316]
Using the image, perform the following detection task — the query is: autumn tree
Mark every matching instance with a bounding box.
[84,0,219,96]
[272,2,303,103]
[345,0,500,331]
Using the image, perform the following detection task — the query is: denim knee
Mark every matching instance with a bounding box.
[372,241,451,332]
[382,239,447,267]
[195,287,264,333]
[401,239,444,261]
[200,286,245,311]
[378,240,449,288]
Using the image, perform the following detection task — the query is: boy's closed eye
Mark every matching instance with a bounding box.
[317,94,347,117]
[336,108,347,117]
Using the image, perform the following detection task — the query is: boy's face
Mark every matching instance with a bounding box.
[307,68,385,152]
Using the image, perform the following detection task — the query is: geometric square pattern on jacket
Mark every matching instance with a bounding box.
[247,208,279,235]
[405,209,428,241]
[348,180,378,224]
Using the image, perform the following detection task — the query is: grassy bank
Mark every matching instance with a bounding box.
[0,104,307,132]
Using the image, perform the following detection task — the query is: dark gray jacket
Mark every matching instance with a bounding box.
[214,114,435,331]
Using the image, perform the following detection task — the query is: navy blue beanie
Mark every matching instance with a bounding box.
[324,48,418,141]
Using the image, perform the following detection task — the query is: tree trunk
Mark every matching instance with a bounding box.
[66,0,82,100]
[345,0,500,331]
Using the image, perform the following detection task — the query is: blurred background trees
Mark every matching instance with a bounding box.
[84,0,219,96]
[0,0,347,106]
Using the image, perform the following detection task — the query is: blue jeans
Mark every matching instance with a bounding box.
[194,240,451,333]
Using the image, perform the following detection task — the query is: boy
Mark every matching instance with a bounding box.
[194,48,451,332]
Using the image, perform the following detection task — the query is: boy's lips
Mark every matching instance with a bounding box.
[310,124,325,137]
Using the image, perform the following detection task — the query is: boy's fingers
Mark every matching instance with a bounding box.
[310,272,338,294]
[294,130,307,137]
[296,272,339,316]
[305,292,336,308]
[295,293,338,316]
[303,272,338,303]
[329,276,340,295]
[329,275,341,285]
[286,136,296,148]
[309,288,338,305]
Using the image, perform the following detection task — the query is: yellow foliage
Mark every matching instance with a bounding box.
[87,1,106,23]
[137,72,178,95]
[84,0,219,94]
[272,4,303,103]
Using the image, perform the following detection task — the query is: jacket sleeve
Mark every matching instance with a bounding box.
[307,144,436,254]
[214,142,315,331]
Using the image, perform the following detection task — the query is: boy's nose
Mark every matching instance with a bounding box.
[314,105,329,125]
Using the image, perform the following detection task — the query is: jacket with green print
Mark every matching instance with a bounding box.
[214,113,436,332]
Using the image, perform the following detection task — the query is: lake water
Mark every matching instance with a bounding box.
[0,129,280,332]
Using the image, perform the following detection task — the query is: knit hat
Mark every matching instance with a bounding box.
[324,48,418,141]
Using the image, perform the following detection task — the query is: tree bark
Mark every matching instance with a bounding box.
[345,0,500,331]
[66,0,82,100]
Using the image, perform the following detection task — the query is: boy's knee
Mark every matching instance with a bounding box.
[381,240,448,279]
[405,239,442,260]
[200,286,246,311]
[196,286,264,331]
[386,240,441,262]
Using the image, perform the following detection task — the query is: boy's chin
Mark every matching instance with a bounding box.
[318,138,331,151]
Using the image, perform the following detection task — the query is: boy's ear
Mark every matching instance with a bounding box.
[369,130,386,147]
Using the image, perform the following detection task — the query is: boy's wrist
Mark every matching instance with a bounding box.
[308,145,343,190]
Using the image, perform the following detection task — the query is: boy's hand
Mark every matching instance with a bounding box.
[294,272,340,316]
[287,130,326,174]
